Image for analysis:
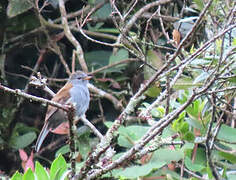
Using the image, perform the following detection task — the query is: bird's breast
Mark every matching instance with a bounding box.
[69,85,90,117]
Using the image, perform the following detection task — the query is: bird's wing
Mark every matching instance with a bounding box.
[44,82,72,122]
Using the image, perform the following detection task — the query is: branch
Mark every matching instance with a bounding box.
[90,58,137,74]
[0,84,69,112]
[58,0,88,72]
[30,72,56,97]
[81,116,103,140]
[87,83,124,111]
[85,91,197,179]
[49,41,72,76]
[205,94,221,179]
[77,20,236,180]
[54,0,108,23]
[119,0,173,36]
[67,105,77,178]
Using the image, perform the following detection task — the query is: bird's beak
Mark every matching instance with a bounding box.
[83,75,92,80]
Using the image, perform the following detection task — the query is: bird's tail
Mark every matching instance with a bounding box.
[35,122,50,152]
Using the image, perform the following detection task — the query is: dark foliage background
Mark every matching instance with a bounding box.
[0,0,235,179]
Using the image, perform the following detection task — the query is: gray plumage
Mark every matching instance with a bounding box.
[35,71,90,152]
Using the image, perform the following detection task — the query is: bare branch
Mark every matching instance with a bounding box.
[58,0,88,72]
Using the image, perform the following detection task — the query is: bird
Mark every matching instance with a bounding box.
[35,71,91,152]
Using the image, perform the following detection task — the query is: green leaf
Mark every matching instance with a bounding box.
[217,124,236,143]
[186,100,200,119]
[228,76,236,83]
[76,126,90,137]
[35,161,49,180]
[193,0,204,11]
[233,37,236,46]
[7,0,33,18]
[23,168,34,180]
[118,134,133,148]
[218,151,236,164]
[104,121,113,128]
[94,3,111,19]
[10,171,22,180]
[173,76,200,90]
[11,123,38,135]
[7,13,40,33]
[10,132,36,149]
[181,143,195,152]
[177,90,189,104]
[184,156,205,172]
[151,106,165,118]
[206,163,213,179]
[93,28,120,34]
[50,154,67,180]
[162,126,176,138]
[55,145,70,157]
[185,148,206,172]
[113,162,165,179]
[172,112,186,132]
[222,165,227,178]
[144,50,163,79]
[118,125,149,148]
[185,117,202,129]
[179,122,189,134]
[85,50,111,70]
[183,131,195,142]
[109,49,129,70]
[78,134,91,159]
[145,84,161,97]
[216,39,222,55]
[87,22,104,31]
[122,125,149,140]
[155,149,184,163]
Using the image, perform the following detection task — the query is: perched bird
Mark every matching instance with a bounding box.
[35,71,91,152]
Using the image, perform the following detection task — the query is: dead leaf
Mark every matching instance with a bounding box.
[172,29,181,46]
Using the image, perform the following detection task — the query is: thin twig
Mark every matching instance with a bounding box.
[81,22,236,179]
[110,0,124,21]
[72,50,76,73]
[175,163,207,180]
[165,75,170,115]
[85,63,221,179]
[87,83,123,111]
[123,0,138,20]
[158,6,170,42]
[49,42,71,76]
[76,20,120,47]
[205,93,221,179]
[90,58,137,74]
[0,84,69,111]
[59,0,88,72]
[81,116,103,140]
